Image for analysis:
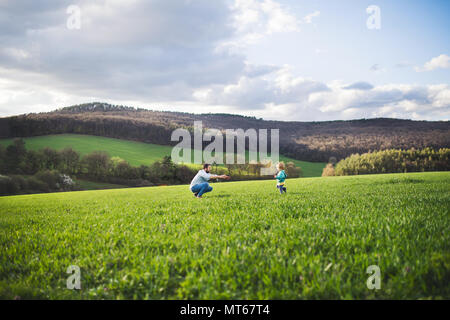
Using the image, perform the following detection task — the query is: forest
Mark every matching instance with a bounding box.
[321,147,450,176]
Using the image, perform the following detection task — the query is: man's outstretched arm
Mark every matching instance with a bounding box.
[210,174,230,180]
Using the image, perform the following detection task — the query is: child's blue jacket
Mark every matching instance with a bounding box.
[276,170,287,184]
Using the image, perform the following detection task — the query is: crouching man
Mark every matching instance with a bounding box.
[190,163,230,198]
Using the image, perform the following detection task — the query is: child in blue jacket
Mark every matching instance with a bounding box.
[274,162,287,194]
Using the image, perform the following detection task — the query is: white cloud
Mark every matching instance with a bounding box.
[191,66,449,121]
[1,48,31,61]
[232,0,300,35]
[0,72,89,116]
[220,0,302,50]
[415,54,450,72]
[428,84,450,108]
[302,11,320,24]
[193,65,329,110]
[307,82,449,120]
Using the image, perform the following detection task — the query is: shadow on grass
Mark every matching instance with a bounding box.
[211,194,232,198]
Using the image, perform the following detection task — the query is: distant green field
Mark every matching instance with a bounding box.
[0,172,449,299]
[0,134,172,166]
[0,134,326,177]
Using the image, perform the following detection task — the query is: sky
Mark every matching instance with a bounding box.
[0,0,449,121]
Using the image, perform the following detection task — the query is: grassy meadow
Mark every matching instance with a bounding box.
[0,171,449,299]
[0,134,172,167]
[0,134,326,177]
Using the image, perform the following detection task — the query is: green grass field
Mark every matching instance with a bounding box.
[0,172,449,299]
[0,134,326,177]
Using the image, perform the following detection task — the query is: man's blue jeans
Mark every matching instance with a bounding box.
[191,182,213,197]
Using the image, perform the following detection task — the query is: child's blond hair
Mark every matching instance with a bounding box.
[277,161,285,170]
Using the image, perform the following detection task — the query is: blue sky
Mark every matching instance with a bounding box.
[244,0,450,84]
[0,0,448,121]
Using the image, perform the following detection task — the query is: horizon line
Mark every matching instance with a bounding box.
[1,101,449,123]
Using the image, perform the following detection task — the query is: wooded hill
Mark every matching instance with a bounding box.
[1,102,449,162]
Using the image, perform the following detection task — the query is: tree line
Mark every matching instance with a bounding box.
[322,148,450,176]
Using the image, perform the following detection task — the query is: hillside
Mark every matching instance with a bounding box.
[0,134,326,177]
[0,103,449,162]
[0,172,449,299]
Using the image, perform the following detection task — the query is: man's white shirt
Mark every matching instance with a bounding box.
[189,170,212,190]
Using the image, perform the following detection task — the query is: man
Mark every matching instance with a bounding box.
[190,164,230,198]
